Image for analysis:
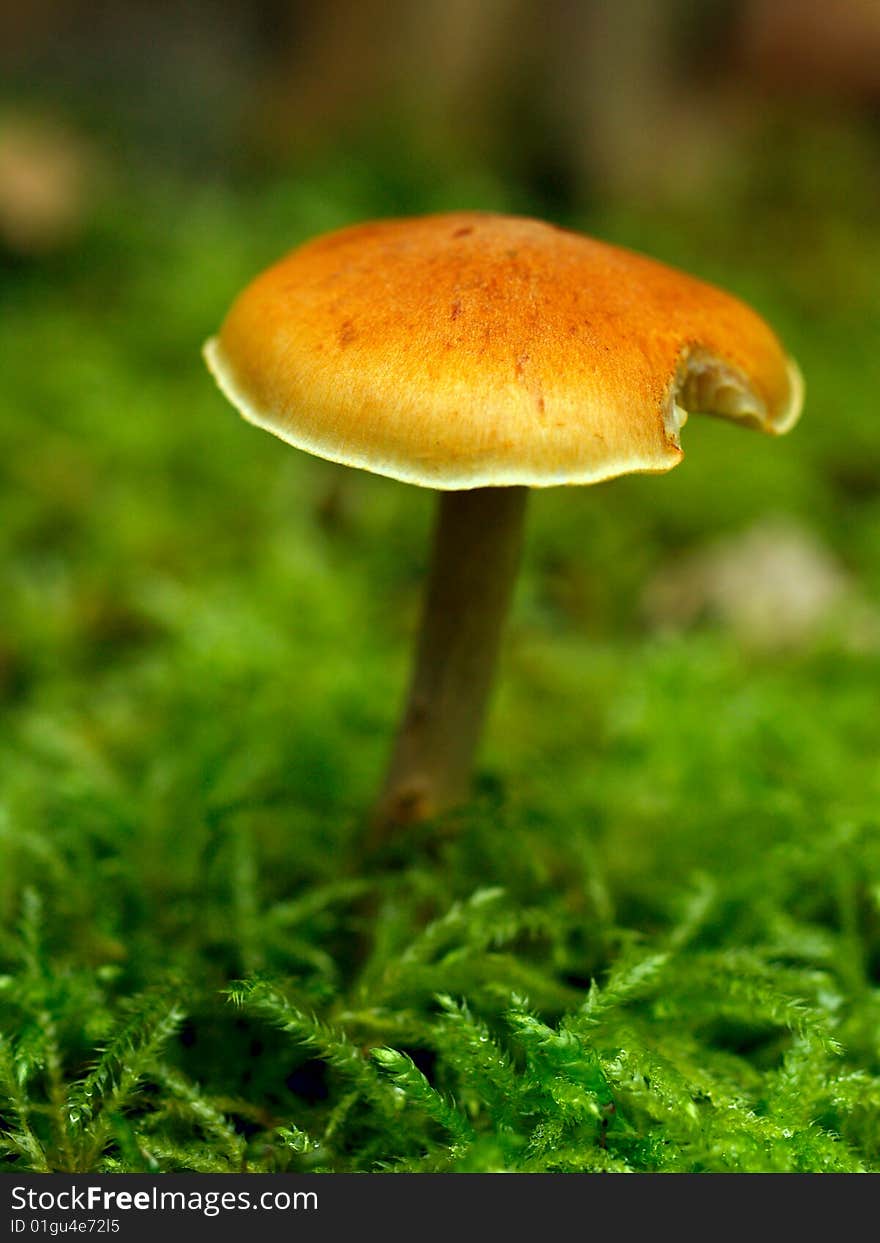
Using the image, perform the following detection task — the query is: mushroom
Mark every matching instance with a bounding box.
[203,211,803,844]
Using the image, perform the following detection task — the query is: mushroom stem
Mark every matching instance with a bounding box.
[371,485,528,842]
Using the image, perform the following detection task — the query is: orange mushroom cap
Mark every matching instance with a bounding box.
[204,211,803,489]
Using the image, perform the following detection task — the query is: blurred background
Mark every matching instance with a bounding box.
[5,0,880,215]
[1,0,879,939]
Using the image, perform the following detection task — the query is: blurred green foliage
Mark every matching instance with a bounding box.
[1,132,879,1171]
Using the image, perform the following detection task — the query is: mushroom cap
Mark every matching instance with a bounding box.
[204,212,803,489]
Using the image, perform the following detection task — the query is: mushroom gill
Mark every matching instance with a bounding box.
[665,346,804,445]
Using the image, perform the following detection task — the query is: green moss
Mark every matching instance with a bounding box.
[1,145,879,1172]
